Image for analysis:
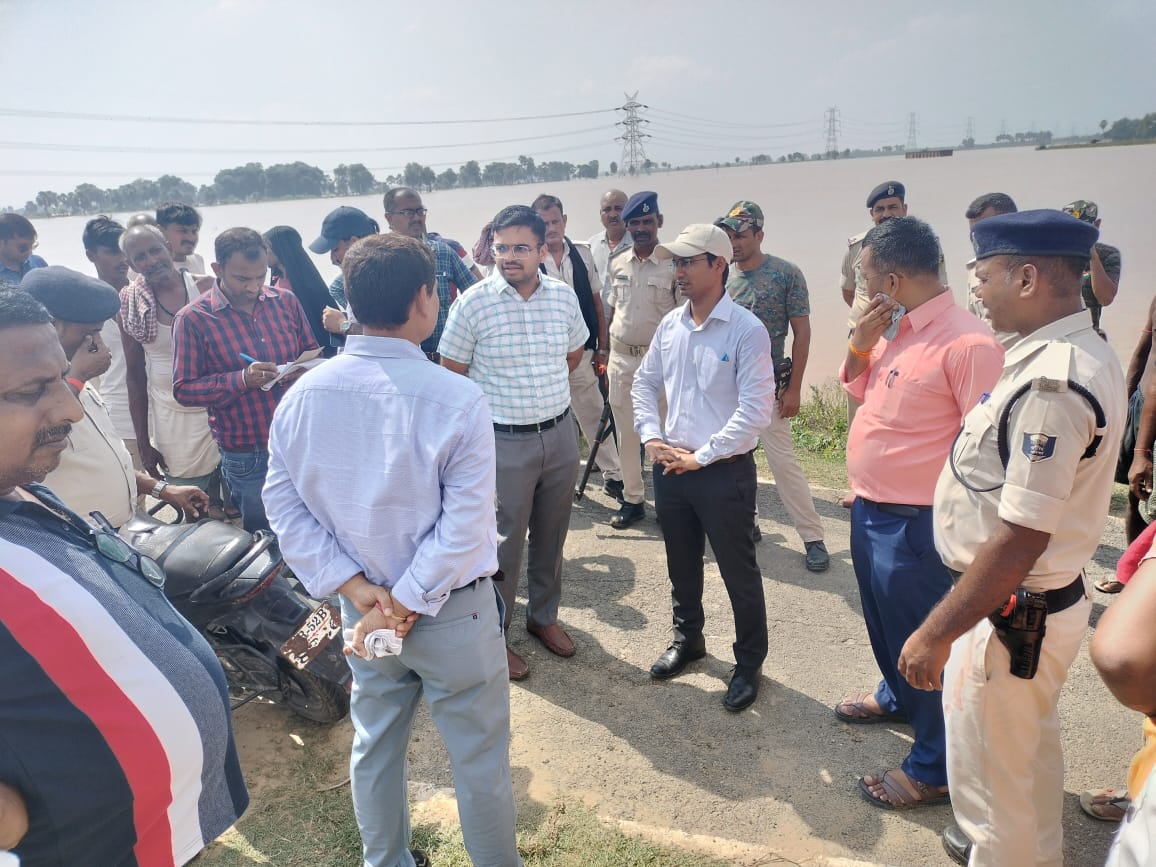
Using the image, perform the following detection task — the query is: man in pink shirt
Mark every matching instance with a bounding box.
[834,217,1003,810]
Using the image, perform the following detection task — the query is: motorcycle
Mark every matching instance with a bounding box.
[119,510,351,724]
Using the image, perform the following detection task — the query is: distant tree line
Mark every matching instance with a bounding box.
[1100,112,1156,142]
[12,154,610,218]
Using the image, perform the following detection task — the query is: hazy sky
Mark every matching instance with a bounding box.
[2,0,1152,207]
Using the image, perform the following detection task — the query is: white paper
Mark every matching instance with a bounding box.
[343,627,404,659]
[260,347,325,391]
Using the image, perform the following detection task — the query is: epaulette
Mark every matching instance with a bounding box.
[848,230,869,247]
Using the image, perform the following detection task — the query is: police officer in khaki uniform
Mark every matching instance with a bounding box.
[604,191,676,529]
[840,182,948,425]
[895,210,1126,867]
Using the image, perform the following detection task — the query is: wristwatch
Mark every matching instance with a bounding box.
[151,479,169,498]
[340,319,352,333]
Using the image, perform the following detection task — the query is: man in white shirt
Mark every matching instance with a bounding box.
[633,224,776,712]
[156,202,207,276]
[264,233,522,867]
[587,188,631,309]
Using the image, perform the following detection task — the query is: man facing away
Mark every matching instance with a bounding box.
[264,233,521,867]
[439,205,588,681]
[900,210,1125,867]
[634,224,777,712]
[172,228,318,533]
[532,193,623,501]
[717,200,829,573]
[834,218,1003,811]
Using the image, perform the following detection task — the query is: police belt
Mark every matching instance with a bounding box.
[946,569,1087,614]
[493,408,569,434]
[610,337,649,357]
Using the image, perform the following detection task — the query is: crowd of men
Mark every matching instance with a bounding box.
[0,180,1148,867]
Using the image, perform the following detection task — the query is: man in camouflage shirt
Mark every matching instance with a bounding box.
[717,201,829,572]
[1063,199,1121,338]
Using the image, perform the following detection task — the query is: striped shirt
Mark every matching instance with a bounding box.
[171,283,318,450]
[423,236,477,355]
[0,485,247,866]
[438,271,588,425]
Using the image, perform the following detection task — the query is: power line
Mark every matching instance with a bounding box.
[617,92,650,174]
[0,106,619,127]
[648,107,815,130]
[824,107,841,158]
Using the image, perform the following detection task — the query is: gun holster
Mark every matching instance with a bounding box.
[775,357,793,396]
[988,588,1048,679]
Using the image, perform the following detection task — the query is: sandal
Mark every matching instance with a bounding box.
[1079,787,1130,822]
[834,690,908,725]
[1094,577,1125,594]
[859,768,950,811]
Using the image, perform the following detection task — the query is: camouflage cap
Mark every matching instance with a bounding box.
[715,200,764,232]
[1062,200,1099,223]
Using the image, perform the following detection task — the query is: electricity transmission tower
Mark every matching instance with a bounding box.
[965,116,975,142]
[824,107,841,159]
[616,92,650,175]
[906,113,919,151]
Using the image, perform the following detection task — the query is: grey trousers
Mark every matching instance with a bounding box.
[494,411,579,629]
[340,578,523,867]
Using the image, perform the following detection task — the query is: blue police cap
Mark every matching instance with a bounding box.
[21,266,120,323]
[866,181,905,209]
[622,191,659,222]
[971,209,1099,261]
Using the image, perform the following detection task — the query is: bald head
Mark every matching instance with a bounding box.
[125,212,158,229]
[599,189,628,236]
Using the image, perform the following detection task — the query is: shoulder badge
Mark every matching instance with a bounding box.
[1022,433,1057,462]
[848,230,868,246]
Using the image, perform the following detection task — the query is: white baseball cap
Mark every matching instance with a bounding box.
[654,223,733,263]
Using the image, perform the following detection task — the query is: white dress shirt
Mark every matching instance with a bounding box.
[632,292,776,466]
[264,335,499,615]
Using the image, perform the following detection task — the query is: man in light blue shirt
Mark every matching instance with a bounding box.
[0,214,48,289]
[633,224,777,712]
[264,233,522,867]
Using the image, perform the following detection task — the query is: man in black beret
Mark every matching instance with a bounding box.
[21,267,208,527]
[897,210,1126,866]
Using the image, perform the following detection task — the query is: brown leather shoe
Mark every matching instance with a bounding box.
[526,622,576,657]
[506,645,529,680]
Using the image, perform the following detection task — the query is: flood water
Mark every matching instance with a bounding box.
[31,143,1156,389]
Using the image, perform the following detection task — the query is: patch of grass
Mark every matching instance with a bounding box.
[199,742,732,867]
[790,380,850,460]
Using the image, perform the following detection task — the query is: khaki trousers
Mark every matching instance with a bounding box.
[569,349,621,481]
[758,405,824,543]
[944,596,1090,867]
[608,350,645,505]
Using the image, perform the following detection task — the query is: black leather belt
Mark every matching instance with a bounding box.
[453,575,488,593]
[715,450,755,465]
[493,408,569,434]
[946,570,1087,614]
[859,497,931,517]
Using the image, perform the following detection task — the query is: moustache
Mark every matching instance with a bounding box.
[35,424,72,446]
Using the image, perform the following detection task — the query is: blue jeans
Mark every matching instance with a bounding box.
[217,448,270,533]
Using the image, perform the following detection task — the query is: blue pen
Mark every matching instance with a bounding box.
[239,353,259,365]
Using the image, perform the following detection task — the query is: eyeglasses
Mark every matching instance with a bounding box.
[491,244,537,259]
[387,208,428,218]
[671,255,710,269]
[84,511,166,588]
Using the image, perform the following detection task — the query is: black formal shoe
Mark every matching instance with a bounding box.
[941,824,972,866]
[650,639,706,679]
[410,849,431,867]
[724,665,762,712]
[602,478,625,502]
[610,501,645,529]
[805,540,830,572]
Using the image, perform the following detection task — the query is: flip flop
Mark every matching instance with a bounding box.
[858,769,950,811]
[1094,578,1125,594]
[1079,787,1130,822]
[834,690,908,725]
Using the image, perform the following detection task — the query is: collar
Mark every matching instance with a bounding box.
[904,289,955,333]
[487,267,559,299]
[631,247,662,265]
[343,334,428,360]
[679,291,735,328]
[209,281,277,312]
[0,483,62,519]
[1003,311,1095,366]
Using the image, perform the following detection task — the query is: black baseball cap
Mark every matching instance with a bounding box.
[309,206,379,254]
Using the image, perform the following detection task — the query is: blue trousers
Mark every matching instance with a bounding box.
[341,578,523,867]
[218,447,270,534]
[850,498,953,786]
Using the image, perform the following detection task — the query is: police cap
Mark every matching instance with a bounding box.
[21,266,120,324]
[971,209,1099,261]
[866,181,905,209]
[622,191,659,222]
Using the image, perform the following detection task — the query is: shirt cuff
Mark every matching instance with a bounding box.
[693,446,713,466]
[838,360,868,401]
[638,424,663,444]
[299,552,364,598]
[997,484,1064,535]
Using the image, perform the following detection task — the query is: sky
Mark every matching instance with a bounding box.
[1,0,1153,208]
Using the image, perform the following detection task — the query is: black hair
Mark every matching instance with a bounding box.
[0,213,36,241]
[491,205,546,247]
[862,217,941,277]
[156,201,202,228]
[531,194,565,215]
[384,187,421,213]
[965,193,1018,220]
[214,227,267,266]
[704,253,730,288]
[263,226,333,346]
[0,289,51,328]
[342,234,435,328]
[82,215,125,252]
[1002,254,1087,297]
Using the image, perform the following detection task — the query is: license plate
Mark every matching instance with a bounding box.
[280,601,342,670]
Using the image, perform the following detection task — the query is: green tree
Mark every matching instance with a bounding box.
[435,168,458,190]
[156,174,197,203]
[419,165,436,192]
[609,161,618,174]
[332,164,351,195]
[214,162,266,202]
[347,163,376,195]
[403,162,426,189]
[459,160,482,187]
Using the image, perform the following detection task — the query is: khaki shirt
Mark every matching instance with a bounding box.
[933,311,1126,591]
[605,247,676,348]
[843,228,949,329]
[43,385,137,528]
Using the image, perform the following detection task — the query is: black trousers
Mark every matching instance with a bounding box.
[653,452,767,668]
